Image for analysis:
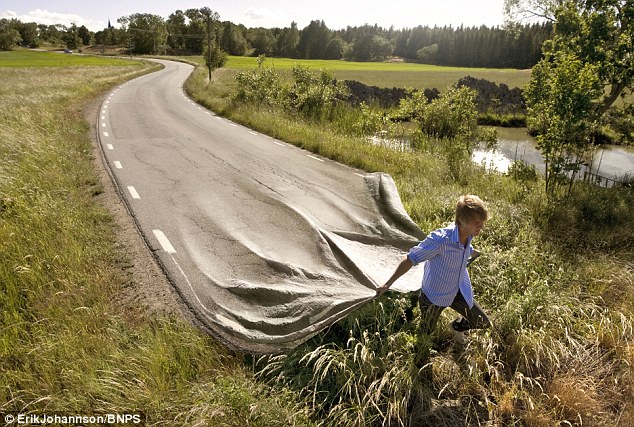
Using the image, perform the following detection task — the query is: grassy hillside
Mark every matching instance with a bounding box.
[0,50,312,426]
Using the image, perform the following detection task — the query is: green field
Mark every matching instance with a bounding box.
[0,49,137,67]
[186,55,532,90]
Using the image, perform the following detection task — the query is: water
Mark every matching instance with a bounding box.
[472,127,634,183]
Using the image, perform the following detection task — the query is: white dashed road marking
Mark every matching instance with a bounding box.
[127,186,140,199]
[153,229,177,254]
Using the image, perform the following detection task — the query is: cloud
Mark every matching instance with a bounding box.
[0,9,105,31]
[243,7,276,20]
[241,7,289,27]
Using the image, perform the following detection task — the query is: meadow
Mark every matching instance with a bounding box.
[184,55,532,91]
[0,50,312,426]
[0,49,137,67]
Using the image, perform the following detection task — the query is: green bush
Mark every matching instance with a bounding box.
[285,65,348,121]
[233,56,282,106]
[233,58,349,125]
[412,86,479,141]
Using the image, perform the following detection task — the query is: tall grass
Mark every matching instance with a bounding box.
[0,54,313,426]
[187,63,634,426]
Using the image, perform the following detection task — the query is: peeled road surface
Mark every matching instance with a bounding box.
[98,60,426,353]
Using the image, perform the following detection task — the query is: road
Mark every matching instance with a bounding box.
[98,59,425,353]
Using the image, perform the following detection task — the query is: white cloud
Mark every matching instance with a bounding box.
[0,9,105,31]
[243,7,275,20]
[241,7,289,27]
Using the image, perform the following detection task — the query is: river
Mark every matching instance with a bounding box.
[472,127,634,184]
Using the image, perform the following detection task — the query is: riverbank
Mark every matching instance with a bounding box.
[473,127,634,186]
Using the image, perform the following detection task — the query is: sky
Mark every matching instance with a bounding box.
[0,0,507,32]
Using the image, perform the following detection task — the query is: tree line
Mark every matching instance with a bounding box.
[0,9,553,69]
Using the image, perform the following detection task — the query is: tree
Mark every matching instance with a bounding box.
[77,25,91,45]
[247,28,275,56]
[199,7,222,80]
[221,22,248,56]
[15,21,39,48]
[166,10,188,52]
[203,35,227,71]
[506,0,633,116]
[504,0,562,23]
[0,19,21,50]
[524,50,602,196]
[324,36,346,59]
[510,0,633,196]
[94,26,120,46]
[37,24,63,44]
[62,24,81,50]
[274,22,300,58]
[416,43,439,63]
[297,20,331,59]
[118,14,167,55]
[350,33,393,61]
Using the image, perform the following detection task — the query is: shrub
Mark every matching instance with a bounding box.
[233,56,282,106]
[285,65,348,121]
[401,85,479,142]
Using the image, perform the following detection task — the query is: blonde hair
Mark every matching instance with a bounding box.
[455,194,489,224]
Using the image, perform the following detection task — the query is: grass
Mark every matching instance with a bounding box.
[186,63,634,426]
[0,50,312,425]
[0,48,138,67]
[183,55,532,90]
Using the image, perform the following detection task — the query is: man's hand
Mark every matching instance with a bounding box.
[375,284,390,297]
[466,249,481,267]
[375,257,413,298]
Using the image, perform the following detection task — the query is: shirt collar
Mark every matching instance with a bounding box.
[449,222,471,247]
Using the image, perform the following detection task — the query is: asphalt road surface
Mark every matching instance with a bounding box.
[98,59,425,353]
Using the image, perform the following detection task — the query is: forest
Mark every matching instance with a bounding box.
[0,10,553,69]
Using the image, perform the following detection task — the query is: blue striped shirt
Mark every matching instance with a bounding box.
[407,223,474,308]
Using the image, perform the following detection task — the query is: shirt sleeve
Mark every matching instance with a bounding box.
[407,230,442,265]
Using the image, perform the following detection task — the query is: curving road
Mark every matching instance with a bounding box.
[98,59,425,353]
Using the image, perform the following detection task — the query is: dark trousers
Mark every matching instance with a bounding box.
[418,290,490,334]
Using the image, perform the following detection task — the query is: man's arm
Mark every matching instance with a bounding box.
[466,249,481,267]
[375,257,413,297]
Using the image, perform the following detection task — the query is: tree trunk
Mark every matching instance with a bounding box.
[596,81,628,117]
